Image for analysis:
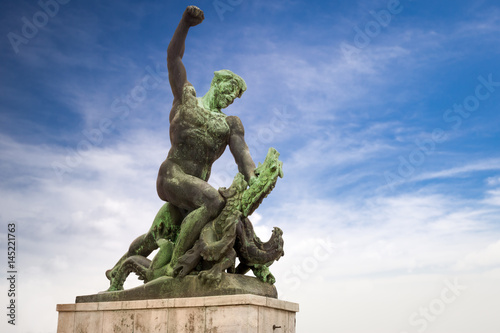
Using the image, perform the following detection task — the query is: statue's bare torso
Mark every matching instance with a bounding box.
[165,85,230,182]
[156,84,244,209]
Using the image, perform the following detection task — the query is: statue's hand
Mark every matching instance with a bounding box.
[183,6,204,27]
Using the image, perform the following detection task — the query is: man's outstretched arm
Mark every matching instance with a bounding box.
[167,6,204,106]
[227,116,257,183]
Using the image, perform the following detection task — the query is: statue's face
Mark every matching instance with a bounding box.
[214,79,242,109]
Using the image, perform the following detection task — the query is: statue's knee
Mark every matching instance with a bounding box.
[206,195,224,217]
[128,233,155,255]
[128,235,144,253]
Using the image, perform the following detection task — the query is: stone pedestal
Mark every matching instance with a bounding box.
[56,294,298,333]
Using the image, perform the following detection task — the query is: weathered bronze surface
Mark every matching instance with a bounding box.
[98,6,285,300]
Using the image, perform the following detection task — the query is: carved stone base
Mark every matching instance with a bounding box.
[57,294,299,333]
[77,273,277,303]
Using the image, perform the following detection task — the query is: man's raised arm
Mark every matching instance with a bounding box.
[167,6,204,104]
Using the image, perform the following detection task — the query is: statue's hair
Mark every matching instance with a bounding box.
[212,70,247,97]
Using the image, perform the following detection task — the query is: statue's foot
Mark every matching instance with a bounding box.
[163,264,175,277]
[252,264,276,284]
[105,267,121,281]
[264,272,276,284]
[106,284,124,292]
[198,267,222,285]
[105,269,113,280]
[106,277,125,292]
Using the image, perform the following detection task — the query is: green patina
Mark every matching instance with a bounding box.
[107,148,284,291]
[103,6,286,298]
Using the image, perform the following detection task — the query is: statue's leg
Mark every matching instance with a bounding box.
[174,239,204,278]
[158,163,225,276]
[235,262,275,284]
[199,248,237,285]
[106,202,183,281]
[108,256,152,291]
[251,263,276,284]
[169,203,222,276]
[106,232,157,280]
[147,239,175,281]
[234,262,251,275]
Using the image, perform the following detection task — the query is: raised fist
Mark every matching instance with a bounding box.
[183,6,204,27]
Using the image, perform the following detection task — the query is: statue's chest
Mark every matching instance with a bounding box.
[178,105,230,140]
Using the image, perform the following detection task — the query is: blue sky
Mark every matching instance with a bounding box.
[1,0,500,332]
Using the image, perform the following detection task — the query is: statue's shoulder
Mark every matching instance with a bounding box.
[226,115,244,134]
[171,84,198,122]
[180,83,197,105]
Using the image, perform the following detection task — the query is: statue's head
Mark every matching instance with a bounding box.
[210,70,247,109]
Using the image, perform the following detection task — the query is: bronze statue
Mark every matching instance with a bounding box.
[105,6,284,294]
[157,5,258,276]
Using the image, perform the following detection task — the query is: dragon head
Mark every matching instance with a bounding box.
[241,148,283,217]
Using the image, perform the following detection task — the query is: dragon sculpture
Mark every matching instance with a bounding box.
[107,148,284,291]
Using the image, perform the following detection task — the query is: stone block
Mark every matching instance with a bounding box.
[75,302,98,311]
[167,307,206,333]
[205,304,259,333]
[147,298,174,309]
[122,300,148,310]
[56,304,76,312]
[267,297,299,312]
[174,296,206,308]
[98,301,122,311]
[102,310,134,333]
[57,295,298,332]
[134,309,168,333]
[56,311,74,333]
[73,311,102,333]
[258,307,295,333]
[204,294,267,307]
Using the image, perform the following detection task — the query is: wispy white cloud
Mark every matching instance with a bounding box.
[486,175,500,186]
[483,188,500,206]
[413,158,500,182]
[454,239,500,271]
